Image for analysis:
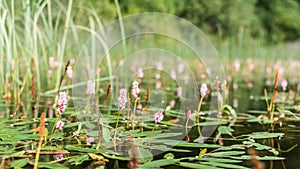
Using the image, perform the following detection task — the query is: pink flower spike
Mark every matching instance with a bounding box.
[177,87,182,97]
[200,83,208,97]
[185,136,190,142]
[66,66,73,79]
[131,81,140,100]
[281,79,288,91]
[154,109,164,123]
[86,80,95,95]
[55,154,63,161]
[118,89,128,110]
[86,137,95,145]
[186,110,191,119]
[57,91,68,115]
[56,120,65,130]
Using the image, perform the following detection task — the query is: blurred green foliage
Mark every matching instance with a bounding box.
[78,0,300,43]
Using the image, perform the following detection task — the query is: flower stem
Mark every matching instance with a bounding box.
[113,111,121,144]
[196,97,204,137]
[148,122,157,146]
[132,99,137,130]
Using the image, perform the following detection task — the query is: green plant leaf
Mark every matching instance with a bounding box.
[178,162,221,169]
[202,161,250,169]
[208,151,245,157]
[68,155,89,165]
[139,159,180,168]
[10,158,29,168]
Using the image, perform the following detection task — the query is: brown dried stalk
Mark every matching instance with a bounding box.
[34,112,46,169]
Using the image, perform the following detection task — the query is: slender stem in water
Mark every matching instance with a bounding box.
[113,110,121,144]
[196,97,204,136]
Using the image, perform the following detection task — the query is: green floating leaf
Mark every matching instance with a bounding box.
[139,159,180,168]
[68,155,90,165]
[64,122,80,128]
[65,145,99,153]
[102,126,111,143]
[218,126,234,135]
[243,141,278,155]
[202,162,250,169]
[242,132,284,139]
[136,147,153,163]
[179,162,221,169]
[231,155,285,161]
[152,132,182,139]
[10,158,29,169]
[201,157,242,163]
[164,141,222,148]
[29,162,68,169]
[150,145,190,153]
[208,151,245,157]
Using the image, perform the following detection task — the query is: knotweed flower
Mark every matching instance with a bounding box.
[171,70,176,79]
[137,68,144,78]
[178,63,185,74]
[186,110,191,119]
[131,81,140,100]
[177,87,182,97]
[57,91,68,115]
[169,99,175,108]
[55,154,63,161]
[86,80,95,95]
[154,110,164,123]
[281,79,288,91]
[118,89,128,110]
[56,120,65,130]
[49,57,55,69]
[156,81,162,89]
[86,137,95,145]
[200,83,208,97]
[66,66,73,79]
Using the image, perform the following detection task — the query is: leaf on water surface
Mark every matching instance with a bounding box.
[102,126,111,143]
[63,122,80,128]
[208,151,245,157]
[150,145,191,152]
[68,154,90,165]
[164,141,222,148]
[243,141,279,155]
[200,157,242,163]
[195,121,228,126]
[65,145,100,153]
[178,162,222,169]
[151,132,182,139]
[130,147,153,163]
[138,159,180,168]
[241,132,284,139]
[10,158,29,168]
[230,155,285,160]
[201,161,250,169]
[247,110,268,114]
[218,126,234,135]
[29,161,69,169]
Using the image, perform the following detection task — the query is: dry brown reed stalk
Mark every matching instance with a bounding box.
[13,68,29,118]
[57,61,70,93]
[247,148,265,169]
[34,112,46,169]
